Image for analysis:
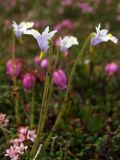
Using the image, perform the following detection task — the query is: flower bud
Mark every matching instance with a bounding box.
[34,55,40,65]
[22,73,35,90]
[105,62,118,75]
[6,59,21,78]
[40,58,48,68]
[52,70,67,89]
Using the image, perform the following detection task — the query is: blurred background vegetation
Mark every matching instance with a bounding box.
[1,0,120,159]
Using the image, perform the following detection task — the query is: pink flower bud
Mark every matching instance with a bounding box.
[34,55,40,65]
[40,58,48,68]
[105,62,118,75]
[52,70,67,90]
[22,73,35,90]
[6,59,21,78]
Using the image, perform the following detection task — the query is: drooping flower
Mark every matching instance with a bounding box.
[22,73,35,90]
[91,24,118,46]
[6,59,22,79]
[24,26,57,59]
[12,21,34,38]
[105,62,118,75]
[52,70,67,90]
[59,36,79,52]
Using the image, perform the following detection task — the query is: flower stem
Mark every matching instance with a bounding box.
[30,44,52,157]
[30,84,35,129]
[12,31,20,125]
[43,33,94,150]
[42,47,60,129]
[15,91,20,125]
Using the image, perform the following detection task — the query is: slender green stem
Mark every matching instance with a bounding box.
[0,125,11,134]
[15,91,20,125]
[43,33,95,150]
[0,125,11,142]
[12,30,16,86]
[12,31,20,125]
[30,44,52,157]
[42,47,60,130]
[30,84,35,129]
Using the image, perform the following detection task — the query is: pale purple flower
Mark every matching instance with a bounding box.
[22,73,35,90]
[91,24,118,46]
[59,36,79,52]
[24,26,57,52]
[52,70,67,90]
[12,21,34,38]
[40,58,48,68]
[105,62,118,75]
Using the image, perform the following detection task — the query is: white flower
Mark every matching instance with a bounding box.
[12,21,34,38]
[91,23,118,46]
[24,26,57,52]
[59,36,79,52]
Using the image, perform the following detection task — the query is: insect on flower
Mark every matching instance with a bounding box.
[91,23,118,46]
